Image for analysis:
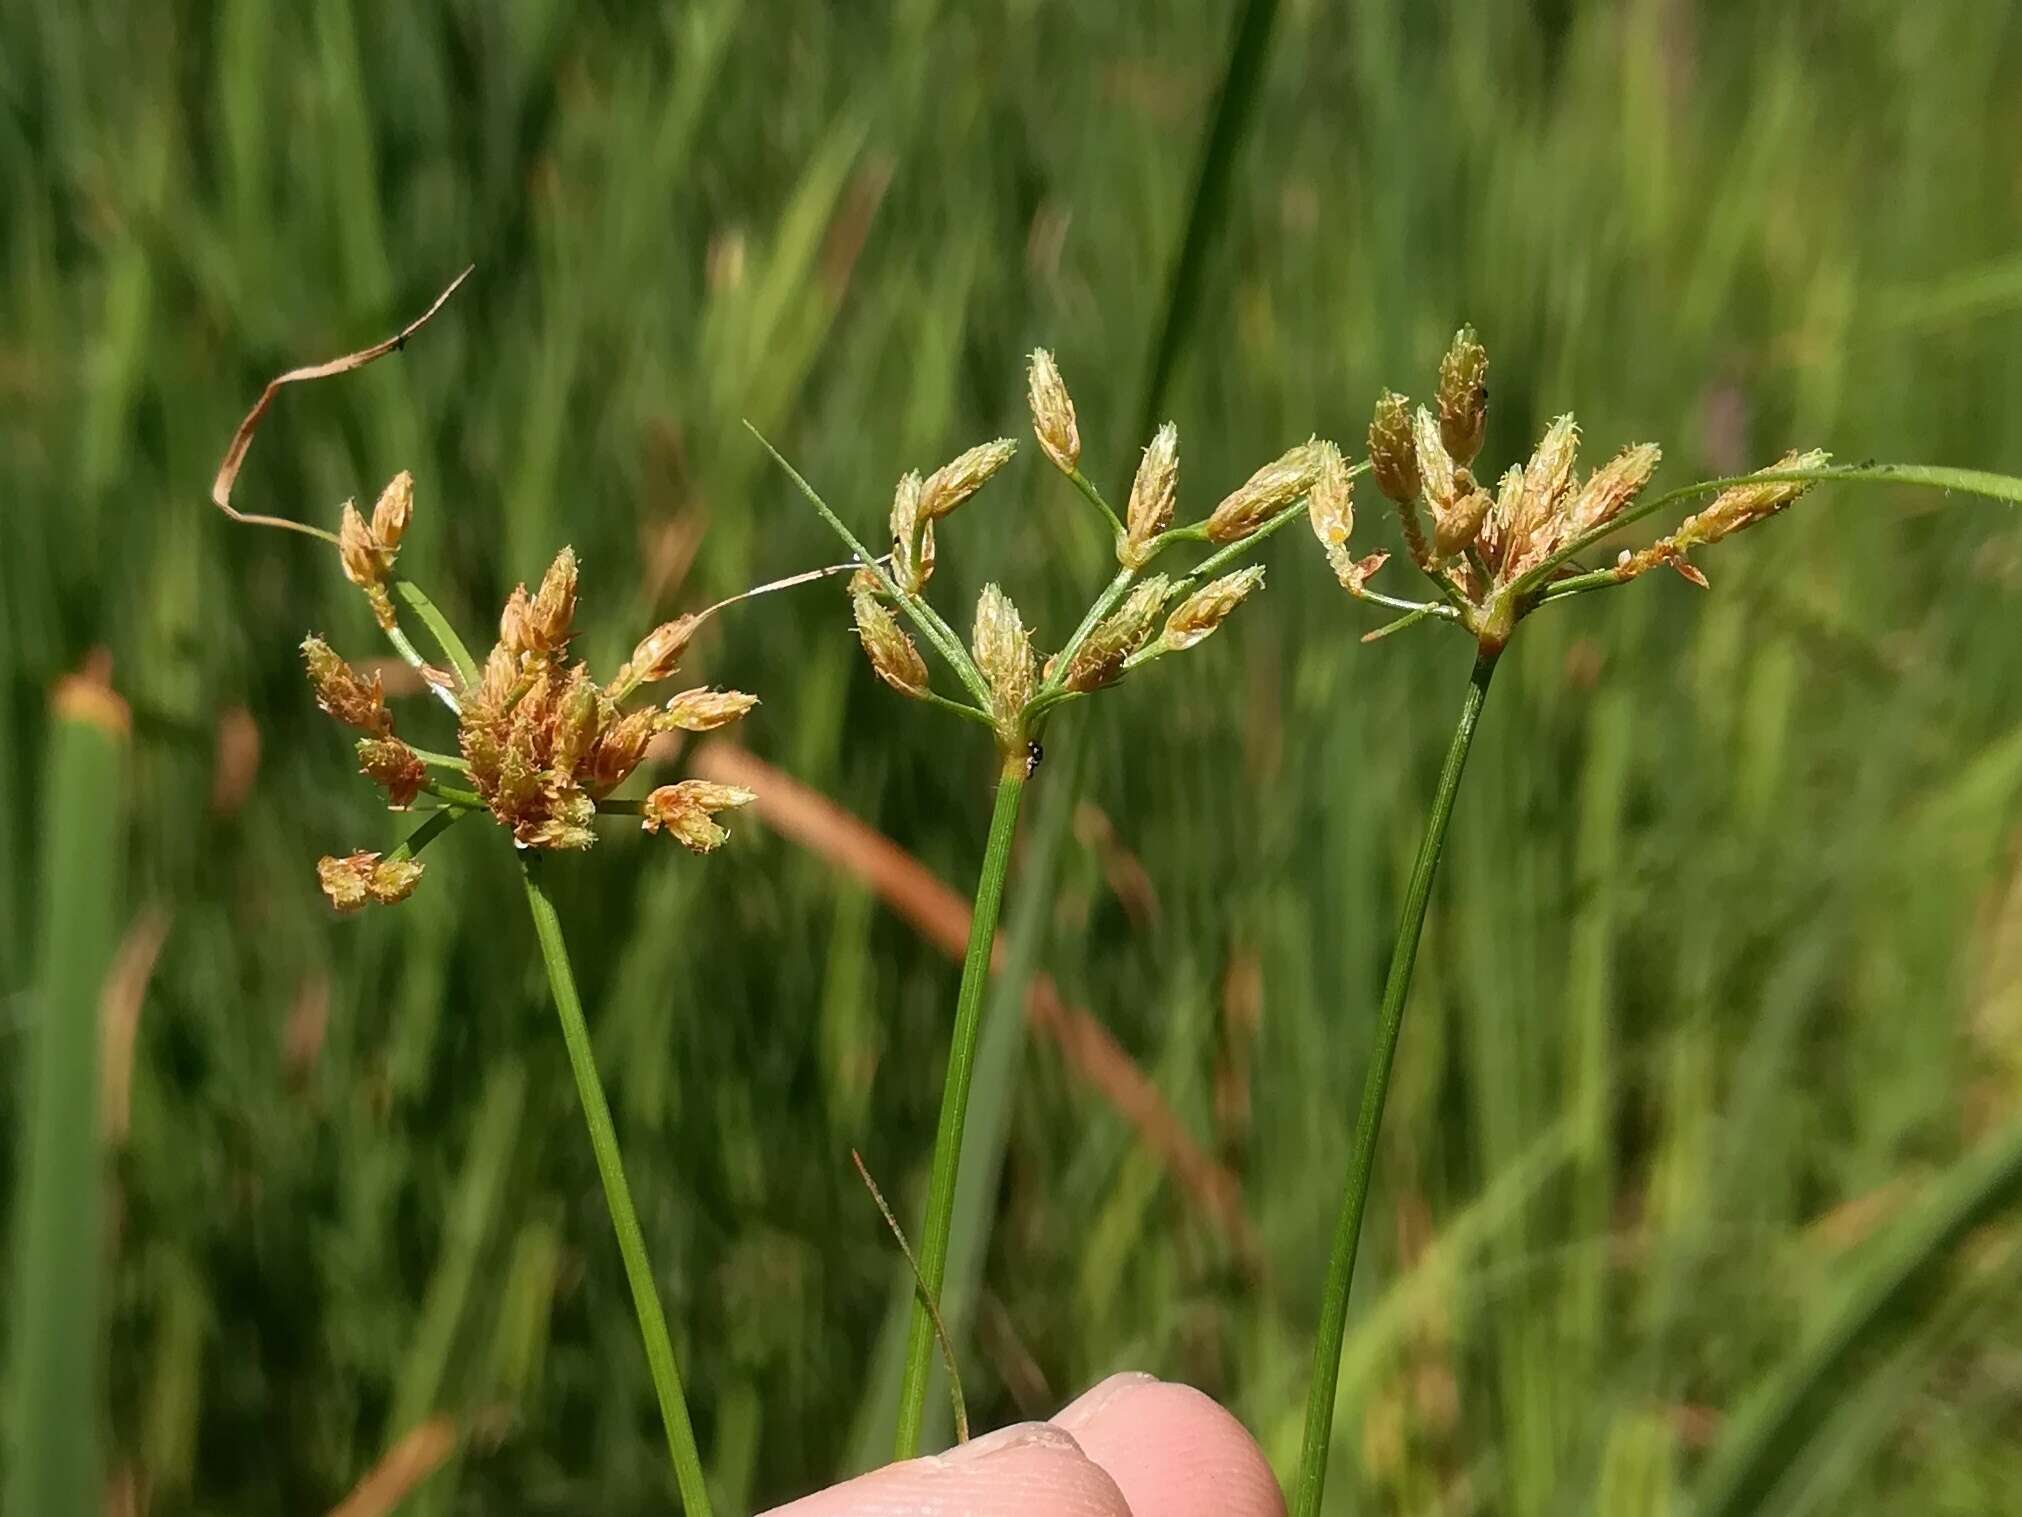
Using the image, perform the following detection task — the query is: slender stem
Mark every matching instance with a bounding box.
[392,579,481,688]
[1351,586,1460,619]
[420,777,487,810]
[406,745,471,772]
[1535,566,1625,604]
[1035,566,1136,703]
[388,806,468,861]
[385,623,462,714]
[520,857,715,1517]
[1065,466,1126,542]
[893,759,1029,1459]
[1513,461,2022,594]
[1359,605,1440,643]
[747,423,996,709]
[918,689,999,729]
[1292,649,1499,1517]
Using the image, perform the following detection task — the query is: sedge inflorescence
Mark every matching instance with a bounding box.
[832,350,1311,763]
[303,472,757,911]
[1315,326,1829,651]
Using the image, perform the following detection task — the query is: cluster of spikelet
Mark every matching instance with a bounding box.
[845,350,1313,757]
[305,472,758,911]
[1314,327,1827,650]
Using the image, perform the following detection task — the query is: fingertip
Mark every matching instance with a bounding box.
[761,1422,1133,1517]
[1056,1374,1286,1517]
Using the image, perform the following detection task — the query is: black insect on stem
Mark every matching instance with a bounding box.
[1025,739,1044,778]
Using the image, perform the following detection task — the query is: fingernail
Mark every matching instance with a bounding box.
[1053,1371,1159,1430]
[940,1421,1084,1466]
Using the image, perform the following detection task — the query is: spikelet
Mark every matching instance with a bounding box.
[1368,391,1421,506]
[972,583,1037,727]
[920,438,1017,522]
[371,470,414,550]
[526,547,579,652]
[612,614,701,697]
[1122,423,1180,568]
[852,589,930,697]
[1436,327,1488,467]
[1564,443,1662,543]
[317,851,425,913]
[302,636,392,735]
[659,687,759,732]
[1433,488,1494,565]
[1027,350,1081,475]
[1616,450,1830,584]
[356,737,426,809]
[1411,406,1461,520]
[581,708,658,796]
[1205,440,1323,543]
[1307,440,1355,553]
[1063,577,1170,690]
[1518,416,1581,540]
[498,583,536,656]
[641,780,757,854]
[1162,566,1265,653]
[890,471,935,594]
[1688,448,1830,542]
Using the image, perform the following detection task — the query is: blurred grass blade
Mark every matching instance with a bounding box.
[1691,1122,2022,1517]
[1132,0,1282,445]
[6,671,130,1517]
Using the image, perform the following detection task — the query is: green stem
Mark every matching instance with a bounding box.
[519,858,714,1517]
[385,622,461,712]
[406,745,471,772]
[1035,566,1136,703]
[420,778,487,810]
[1514,461,2022,594]
[747,423,995,709]
[893,760,1029,1459]
[393,578,481,687]
[1293,649,1499,1517]
[1065,466,1126,542]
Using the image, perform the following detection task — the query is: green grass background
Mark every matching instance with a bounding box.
[7,1,2022,1512]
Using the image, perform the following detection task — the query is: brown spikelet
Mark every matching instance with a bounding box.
[853,590,930,698]
[582,708,658,796]
[612,614,701,697]
[356,738,427,809]
[527,547,579,652]
[642,780,757,853]
[302,637,392,735]
[660,688,759,732]
[317,852,425,912]
[371,471,414,550]
[337,502,398,629]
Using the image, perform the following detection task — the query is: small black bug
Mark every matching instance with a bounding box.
[1025,739,1044,777]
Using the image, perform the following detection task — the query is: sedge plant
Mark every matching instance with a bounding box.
[757,349,1345,1459]
[1291,327,2022,1517]
[208,278,855,1517]
[297,481,769,1517]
